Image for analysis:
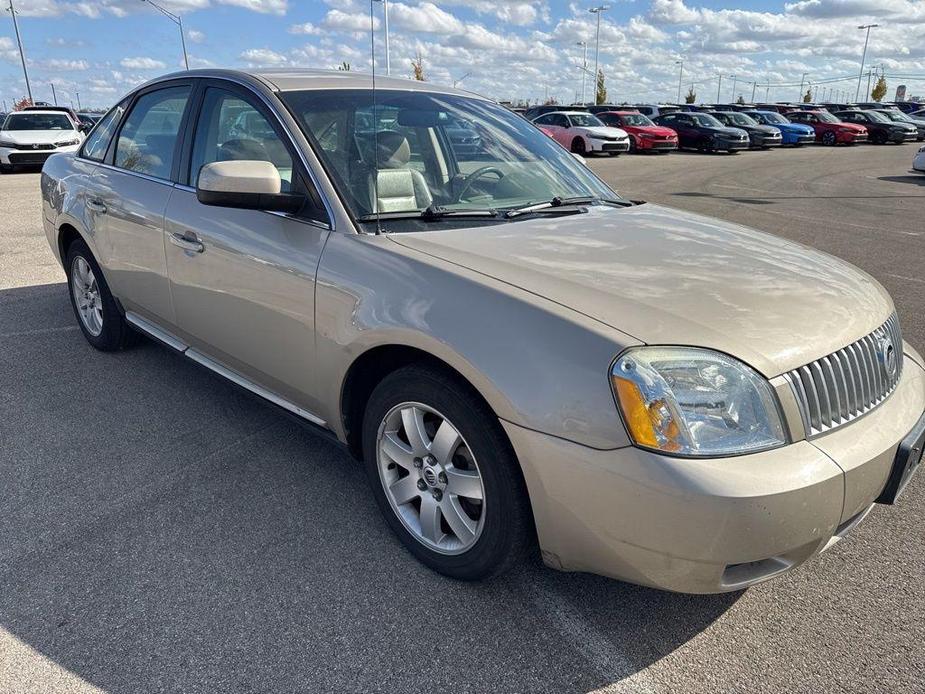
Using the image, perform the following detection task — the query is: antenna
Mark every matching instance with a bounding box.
[370,0,382,235]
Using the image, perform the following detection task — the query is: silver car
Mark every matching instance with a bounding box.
[41,69,925,593]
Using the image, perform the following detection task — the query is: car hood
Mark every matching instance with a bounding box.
[0,129,79,145]
[578,126,628,138]
[833,122,867,132]
[626,125,677,137]
[778,122,815,134]
[741,124,780,135]
[703,126,748,137]
[388,204,893,377]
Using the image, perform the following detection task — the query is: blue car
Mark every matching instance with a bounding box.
[744,110,816,146]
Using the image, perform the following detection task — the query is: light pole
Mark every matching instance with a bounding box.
[452,72,470,88]
[576,41,588,104]
[6,0,32,102]
[675,59,683,103]
[751,81,757,102]
[372,0,391,75]
[140,0,189,70]
[797,72,807,102]
[50,82,57,106]
[76,90,81,110]
[716,73,722,102]
[589,5,609,103]
[730,74,737,102]
[855,24,878,101]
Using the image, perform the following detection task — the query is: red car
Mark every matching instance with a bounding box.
[597,111,679,153]
[784,110,868,145]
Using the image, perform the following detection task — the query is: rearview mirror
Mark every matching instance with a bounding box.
[196,160,305,214]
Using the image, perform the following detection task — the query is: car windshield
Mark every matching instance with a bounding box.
[720,112,758,126]
[752,112,787,125]
[3,113,74,131]
[690,113,724,127]
[884,111,911,122]
[816,112,840,123]
[613,113,653,126]
[567,113,604,127]
[281,89,621,223]
[865,111,892,123]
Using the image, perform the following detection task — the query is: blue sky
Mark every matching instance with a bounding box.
[2,0,924,110]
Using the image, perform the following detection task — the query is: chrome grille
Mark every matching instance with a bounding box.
[783,314,903,437]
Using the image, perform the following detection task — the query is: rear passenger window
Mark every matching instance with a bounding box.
[115,86,190,180]
[82,98,128,161]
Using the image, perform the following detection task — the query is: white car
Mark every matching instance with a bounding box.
[914,144,925,173]
[531,111,630,156]
[0,110,85,173]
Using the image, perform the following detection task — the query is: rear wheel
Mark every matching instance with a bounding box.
[822,131,837,146]
[363,365,533,580]
[571,137,586,155]
[65,238,137,351]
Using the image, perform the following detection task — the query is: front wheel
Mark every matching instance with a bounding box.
[65,238,137,351]
[571,137,587,155]
[363,365,533,580]
[822,131,837,146]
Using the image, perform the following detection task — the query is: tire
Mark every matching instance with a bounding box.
[822,131,837,146]
[571,137,586,155]
[628,136,637,154]
[0,163,13,174]
[65,238,137,351]
[608,151,620,157]
[362,365,533,581]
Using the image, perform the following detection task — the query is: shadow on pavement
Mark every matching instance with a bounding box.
[0,283,739,693]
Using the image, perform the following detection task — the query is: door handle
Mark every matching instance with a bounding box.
[86,198,107,214]
[169,232,205,254]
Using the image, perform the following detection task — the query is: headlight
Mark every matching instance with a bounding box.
[0,140,17,148]
[610,347,786,457]
[56,138,80,147]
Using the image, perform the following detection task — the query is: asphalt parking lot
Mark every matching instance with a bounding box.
[1,143,923,694]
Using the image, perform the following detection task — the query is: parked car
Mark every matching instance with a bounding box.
[595,111,678,153]
[22,104,87,132]
[530,111,630,155]
[40,69,925,594]
[633,104,681,118]
[871,109,925,141]
[754,103,797,113]
[893,101,925,115]
[523,104,565,121]
[78,112,102,128]
[743,110,816,146]
[834,110,918,144]
[652,111,750,152]
[820,102,858,113]
[914,144,925,172]
[0,109,85,172]
[856,102,900,112]
[785,110,868,145]
[586,104,625,115]
[704,111,783,148]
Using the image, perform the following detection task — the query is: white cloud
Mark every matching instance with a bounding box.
[35,59,91,70]
[389,2,465,34]
[322,9,379,32]
[187,29,206,43]
[289,22,322,35]
[120,57,167,69]
[239,47,290,66]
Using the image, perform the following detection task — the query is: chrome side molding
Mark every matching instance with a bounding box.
[124,311,327,428]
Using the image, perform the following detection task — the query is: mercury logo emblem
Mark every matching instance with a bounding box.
[878,336,897,378]
[422,466,438,487]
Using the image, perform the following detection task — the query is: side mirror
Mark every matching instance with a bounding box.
[78,123,91,133]
[196,160,305,214]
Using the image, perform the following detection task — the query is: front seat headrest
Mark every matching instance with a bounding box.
[375,131,411,169]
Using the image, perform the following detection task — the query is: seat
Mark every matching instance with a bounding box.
[366,131,432,213]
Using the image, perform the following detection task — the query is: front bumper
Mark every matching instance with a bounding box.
[505,356,925,593]
[752,135,782,147]
[716,138,750,150]
[839,132,868,143]
[782,132,815,145]
[589,138,630,153]
[637,137,678,151]
[0,143,79,166]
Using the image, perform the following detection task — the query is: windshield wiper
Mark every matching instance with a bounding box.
[504,195,630,218]
[357,204,499,222]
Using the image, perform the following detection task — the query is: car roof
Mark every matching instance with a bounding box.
[599,110,642,115]
[6,109,74,116]
[137,68,486,101]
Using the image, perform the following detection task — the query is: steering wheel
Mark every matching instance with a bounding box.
[456,166,505,202]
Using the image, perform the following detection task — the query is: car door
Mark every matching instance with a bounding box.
[87,82,193,325]
[534,114,560,144]
[164,80,332,412]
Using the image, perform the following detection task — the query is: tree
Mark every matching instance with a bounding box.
[595,69,606,105]
[542,96,559,106]
[684,87,696,104]
[12,96,32,111]
[802,88,813,103]
[411,51,425,81]
[871,75,887,102]
[337,61,351,71]
[736,95,745,105]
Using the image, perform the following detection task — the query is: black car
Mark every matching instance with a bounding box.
[893,101,925,115]
[653,111,750,153]
[834,110,918,144]
[523,104,564,121]
[705,111,783,148]
[872,109,925,141]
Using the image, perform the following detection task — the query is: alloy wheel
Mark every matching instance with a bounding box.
[376,402,486,555]
[71,256,103,336]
